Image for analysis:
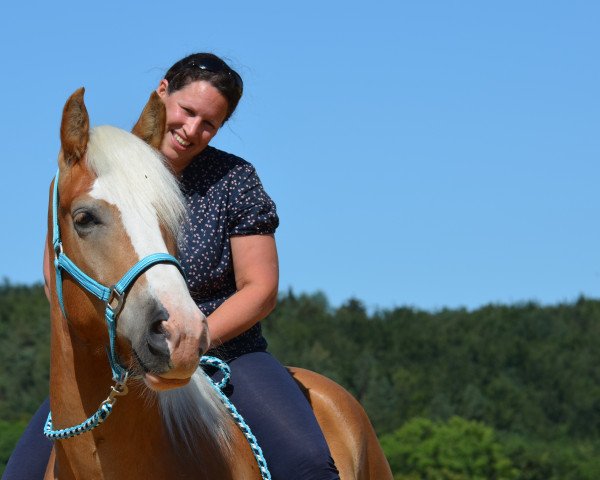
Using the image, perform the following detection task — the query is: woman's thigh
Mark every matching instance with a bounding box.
[2,397,53,480]
[216,352,339,480]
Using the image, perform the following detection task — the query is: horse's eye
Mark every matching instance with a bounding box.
[74,211,95,226]
[73,210,100,235]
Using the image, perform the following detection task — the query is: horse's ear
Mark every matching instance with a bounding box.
[132,91,166,150]
[60,87,89,166]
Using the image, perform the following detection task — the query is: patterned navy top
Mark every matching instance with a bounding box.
[177,146,279,361]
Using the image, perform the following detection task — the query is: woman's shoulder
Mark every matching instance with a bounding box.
[200,146,256,174]
[181,146,258,192]
[186,147,278,234]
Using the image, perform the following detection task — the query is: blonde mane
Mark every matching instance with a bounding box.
[86,125,185,242]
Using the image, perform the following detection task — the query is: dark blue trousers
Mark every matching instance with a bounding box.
[3,352,339,480]
[2,397,53,479]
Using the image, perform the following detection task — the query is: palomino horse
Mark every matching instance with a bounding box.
[44,88,393,479]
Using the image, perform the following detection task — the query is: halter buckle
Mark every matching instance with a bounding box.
[107,287,125,316]
[53,242,63,260]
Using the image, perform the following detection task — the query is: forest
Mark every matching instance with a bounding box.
[1,280,600,479]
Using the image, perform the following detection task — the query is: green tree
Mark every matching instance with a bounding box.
[0,281,50,421]
[381,417,517,480]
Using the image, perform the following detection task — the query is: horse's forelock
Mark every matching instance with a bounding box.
[85,125,186,242]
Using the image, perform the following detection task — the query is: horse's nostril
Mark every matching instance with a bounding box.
[150,319,165,336]
[147,319,170,359]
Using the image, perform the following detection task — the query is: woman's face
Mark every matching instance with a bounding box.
[156,79,229,174]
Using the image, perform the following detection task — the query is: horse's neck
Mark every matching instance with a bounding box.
[48,304,258,480]
[49,305,175,478]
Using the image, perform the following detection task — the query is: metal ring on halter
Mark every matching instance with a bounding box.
[107,287,125,316]
[100,377,129,408]
[54,242,63,259]
[110,382,129,397]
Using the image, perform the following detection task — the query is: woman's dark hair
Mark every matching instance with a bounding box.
[164,53,243,122]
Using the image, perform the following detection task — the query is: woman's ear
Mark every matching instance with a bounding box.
[131,91,166,150]
[156,79,169,99]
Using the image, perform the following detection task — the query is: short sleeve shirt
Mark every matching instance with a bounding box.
[178,146,279,360]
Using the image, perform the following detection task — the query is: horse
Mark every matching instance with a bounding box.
[44,88,393,479]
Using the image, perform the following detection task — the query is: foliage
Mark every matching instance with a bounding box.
[2,282,600,478]
[500,434,600,480]
[0,281,50,422]
[266,293,600,443]
[0,280,50,474]
[0,419,27,476]
[380,417,517,480]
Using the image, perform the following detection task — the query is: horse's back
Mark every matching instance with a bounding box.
[287,367,393,480]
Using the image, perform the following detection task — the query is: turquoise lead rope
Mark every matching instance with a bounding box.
[200,356,272,480]
[46,170,272,479]
[44,357,272,480]
[43,377,128,440]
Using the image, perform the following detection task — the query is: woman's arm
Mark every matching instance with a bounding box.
[205,234,279,349]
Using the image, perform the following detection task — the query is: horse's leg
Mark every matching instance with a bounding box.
[287,367,393,480]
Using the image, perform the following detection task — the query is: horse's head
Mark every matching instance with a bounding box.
[53,88,208,391]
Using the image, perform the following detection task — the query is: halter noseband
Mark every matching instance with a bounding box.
[51,169,185,381]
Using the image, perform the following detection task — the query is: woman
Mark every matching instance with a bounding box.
[4,53,339,480]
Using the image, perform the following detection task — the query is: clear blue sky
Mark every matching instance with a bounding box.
[1,1,599,311]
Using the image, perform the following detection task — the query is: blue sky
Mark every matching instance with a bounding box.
[1,1,599,311]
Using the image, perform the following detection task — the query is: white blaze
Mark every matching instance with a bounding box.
[90,178,205,353]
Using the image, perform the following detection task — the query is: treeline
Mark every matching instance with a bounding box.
[264,292,600,479]
[0,282,49,422]
[266,292,600,439]
[1,281,600,478]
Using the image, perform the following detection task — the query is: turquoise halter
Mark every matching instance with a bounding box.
[46,170,272,479]
[51,169,185,382]
[45,168,185,439]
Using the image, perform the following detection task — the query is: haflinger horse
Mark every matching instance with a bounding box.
[45,88,393,479]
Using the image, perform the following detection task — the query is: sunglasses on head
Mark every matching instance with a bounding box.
[188,58,243,96]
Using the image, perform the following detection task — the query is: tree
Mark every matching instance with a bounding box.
[381,417,517,480]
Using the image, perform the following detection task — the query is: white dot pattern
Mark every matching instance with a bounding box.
[178,146,279,360]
